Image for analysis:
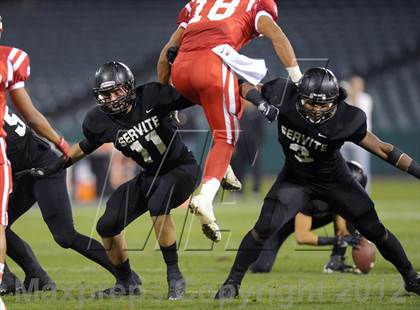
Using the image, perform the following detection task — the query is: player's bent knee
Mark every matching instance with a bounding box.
[96,216,122,238]
[52,231,77,249]
[352,209,387,244]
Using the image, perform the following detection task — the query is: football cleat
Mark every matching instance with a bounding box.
[189,194,221,242]
[23,269,57,293]
[221,165,242,192]
[167,275,186,300]
[404,274,420,295]
[0,271,23,295]
[214,281,240,299]
[323,255,356,274]
[95,276,141,298]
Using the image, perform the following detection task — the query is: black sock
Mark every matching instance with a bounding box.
[375,230,416,281]
[228,230,264,285]
[6,229,43,276]
[331,243,346,257]
[70,233,118,279]
[115,259,133,281]
[160,243,181,277]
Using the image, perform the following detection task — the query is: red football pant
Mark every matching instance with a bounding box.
[0,138,11,226]
[172,50,242,182]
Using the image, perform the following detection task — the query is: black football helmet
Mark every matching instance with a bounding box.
[93,62,136,115]
[346,160,368,188]
[297,67,339,124]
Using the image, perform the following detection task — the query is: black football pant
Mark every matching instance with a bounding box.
[226,169,415,285]
[250,215,334,273]
[5,169,117,279]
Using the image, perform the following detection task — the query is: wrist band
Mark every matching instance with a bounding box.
[386,147,404,166]
[408,160,420,179]
[317,236,336,246]
[286,66,302,84]
[245,88,267,107]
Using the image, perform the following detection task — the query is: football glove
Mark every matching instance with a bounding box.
[335,234,362,248]
[14,156,67,180]
[258,102,279,123]
[167,45,179,66]
[57,136,71,160]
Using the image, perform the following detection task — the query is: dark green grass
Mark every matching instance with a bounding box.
[4,178,420,309]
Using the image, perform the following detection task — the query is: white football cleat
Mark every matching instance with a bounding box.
[189,194,221,242]
[221,165,242,192]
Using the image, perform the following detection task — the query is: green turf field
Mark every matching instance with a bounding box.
[4,178,420,309]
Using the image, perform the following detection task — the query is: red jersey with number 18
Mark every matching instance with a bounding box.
[177,0,278,52]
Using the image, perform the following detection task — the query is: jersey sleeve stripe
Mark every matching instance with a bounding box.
[185,3,192,13]
[12,51,28,71]
[7,48,19,62]
[178,22,188,29]
[9,81,25,91]
[6,60,13,88]
[255,10,274,33]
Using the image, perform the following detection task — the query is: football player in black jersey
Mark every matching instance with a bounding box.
[215,67,420,298]
[26,62,200,299]
[250,161,366,274]
[0,106,135,295]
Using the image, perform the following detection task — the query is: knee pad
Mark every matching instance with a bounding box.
[52,230,77,249]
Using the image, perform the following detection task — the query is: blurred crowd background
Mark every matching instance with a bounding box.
[1,0,419,201]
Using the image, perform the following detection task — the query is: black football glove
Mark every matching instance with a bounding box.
[14,156,67,180]
[258,102,279,123]
[167,45,179,66]
[335,234,362,248]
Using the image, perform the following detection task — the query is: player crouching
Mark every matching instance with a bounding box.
[24,62,200,300]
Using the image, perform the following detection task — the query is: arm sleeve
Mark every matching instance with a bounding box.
[8,49,31,91]
[177,2,192,29]
[348,112,368,143]
[79,118,104,154]
[254,0,279,34]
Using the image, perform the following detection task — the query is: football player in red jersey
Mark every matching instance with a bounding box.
[158,0,302,242]
[0,16,70,303]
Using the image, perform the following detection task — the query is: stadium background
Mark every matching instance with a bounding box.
[2,0,419,179]
[0,1,419,309]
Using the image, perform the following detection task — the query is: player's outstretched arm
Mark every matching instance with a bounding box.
[157,28,184,85]
[239,81,279,122]
[358,131,420,179]
[15,142,87,179]
[257,16,302,84]
[294,213,318,245]
[9,88,70,158]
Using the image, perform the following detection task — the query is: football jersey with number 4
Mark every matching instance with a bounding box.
[79,83,195,175]
[178,0,278,52]
[261,78,367,180]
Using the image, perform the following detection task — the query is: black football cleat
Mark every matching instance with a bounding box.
[131,271,142,286]
[95,275,140,298]
[0,271,23,295]
[23,269,57,293]
[167,274,186,300]
[214,281,240,299]
[404,274,420,295]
